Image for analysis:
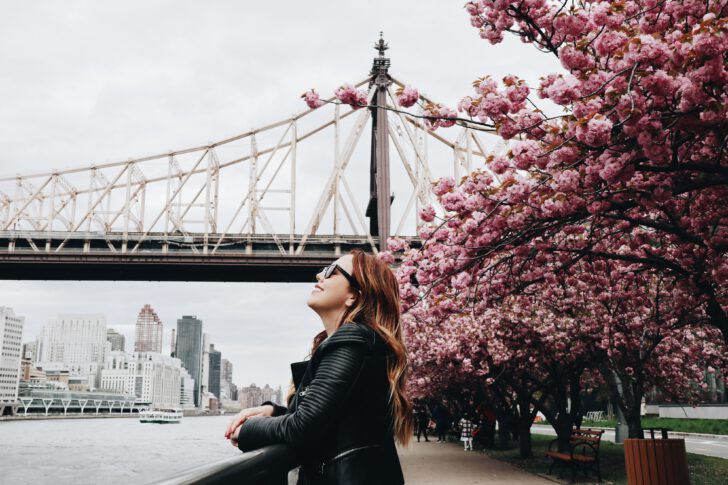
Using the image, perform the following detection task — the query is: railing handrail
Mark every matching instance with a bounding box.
[150,444,299,485]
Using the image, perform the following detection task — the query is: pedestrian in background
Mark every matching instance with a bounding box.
[432,399,450,443]
[459,413,474,451]
[415,403,430,442]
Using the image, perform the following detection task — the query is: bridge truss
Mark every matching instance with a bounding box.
[0,44,505,281]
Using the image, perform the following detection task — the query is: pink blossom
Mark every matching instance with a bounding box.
[441,191,466,212]
[301,90,323,109]
[576,116,613,147]
[594,31,628,56]
[387,237,410,253]
[377,251,395,264]
[511,140,541,170]
[334,84,368,109]
[560,45,593,71]
[433,177,456,196]
[489,155,509,174]
[419,205,436,222]
[423,104,458,130]
[539,74,581,105]
[554,170,580,192]
[396,85,420,108]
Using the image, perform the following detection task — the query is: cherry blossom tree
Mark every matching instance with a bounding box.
[307,1,727,342]
[305,0,728,444]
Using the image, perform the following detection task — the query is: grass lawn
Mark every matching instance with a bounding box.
[477,434,728,485]
[579,417,728,436]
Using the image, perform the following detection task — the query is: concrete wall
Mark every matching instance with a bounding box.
[658,404,728,420]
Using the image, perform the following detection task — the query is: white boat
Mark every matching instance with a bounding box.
[139,408,183,424]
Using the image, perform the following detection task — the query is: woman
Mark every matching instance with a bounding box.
[224,250,413,484]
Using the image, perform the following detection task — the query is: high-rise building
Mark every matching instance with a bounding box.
[221,358,233,400]
[106,328,125,352]
[179,367,195,409]
[239,383,282,408]
[100,351,182,407]
[201,333,210,397]
[261,384,282,406]
[36,314,106,388]
[170,328,176,357]
[134,304,163,353]
[21,341,36,361]
[208,344,221,400]
[0,307,24,414]
[239,383,263,408]
[176,316,203,407]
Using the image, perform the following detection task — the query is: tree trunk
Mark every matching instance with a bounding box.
[625,387,644,439]
[554,416,574,452]
[517,396,533,458]
[626,410,644,439]
[497,415,511,449]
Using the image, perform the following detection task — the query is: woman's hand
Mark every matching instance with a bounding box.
[224,405,274,440]
[230,424,242,447]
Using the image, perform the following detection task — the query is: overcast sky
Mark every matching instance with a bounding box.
[0,1,559,394]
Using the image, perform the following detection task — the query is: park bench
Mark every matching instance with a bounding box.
[545,428,604,483]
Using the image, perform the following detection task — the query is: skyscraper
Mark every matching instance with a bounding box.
[106,328,125,352]
[221,358,233,400]
[201,333,210,397]
[170,328,176,357]
[36,314,106,388]
[176,316,203,407]
[101,351,182,407]
[208,344,221,400]
[0,307,24,415]
[134,304,163,353]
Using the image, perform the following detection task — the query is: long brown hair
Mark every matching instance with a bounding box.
[300,249,414,446]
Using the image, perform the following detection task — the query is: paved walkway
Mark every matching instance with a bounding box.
[397,440,552,484]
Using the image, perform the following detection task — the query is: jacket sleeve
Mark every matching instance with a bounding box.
[237,326,372,452]
[262,400,288,417]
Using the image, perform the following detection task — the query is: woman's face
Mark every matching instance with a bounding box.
[307,254,358,314]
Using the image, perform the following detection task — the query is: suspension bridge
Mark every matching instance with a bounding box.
[0,36,504,282]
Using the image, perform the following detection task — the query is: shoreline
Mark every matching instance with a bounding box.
[0,411,236,422]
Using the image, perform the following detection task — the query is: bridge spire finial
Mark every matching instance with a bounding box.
[371,32,391,87]
[374,31,389,58]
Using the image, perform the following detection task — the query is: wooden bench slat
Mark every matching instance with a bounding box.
[545,451,595,463]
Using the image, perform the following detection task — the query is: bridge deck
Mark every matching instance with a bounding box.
[0,233,408,281]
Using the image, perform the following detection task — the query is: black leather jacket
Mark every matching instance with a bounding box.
[237,322,405,485]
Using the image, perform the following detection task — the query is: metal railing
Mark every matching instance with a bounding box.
[150,444,300,485]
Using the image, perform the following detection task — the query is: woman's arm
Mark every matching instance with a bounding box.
[236,327,371,452]
[261,400,288,417]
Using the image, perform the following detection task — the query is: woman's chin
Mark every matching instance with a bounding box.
[306,296,319,310]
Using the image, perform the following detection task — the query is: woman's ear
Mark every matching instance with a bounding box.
[345,292,358,308]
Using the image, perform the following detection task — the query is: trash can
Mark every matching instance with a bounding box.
[624,431,690,485]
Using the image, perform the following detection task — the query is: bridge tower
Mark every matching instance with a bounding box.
[366,33,393,251]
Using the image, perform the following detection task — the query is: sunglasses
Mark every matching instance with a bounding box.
[321,263,361,292]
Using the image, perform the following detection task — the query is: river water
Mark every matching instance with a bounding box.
[0,415,243,485]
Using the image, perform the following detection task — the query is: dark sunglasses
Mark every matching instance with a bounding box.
[321,263,361,291]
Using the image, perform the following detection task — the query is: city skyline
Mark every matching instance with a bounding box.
[9,301,292,413]
[5,282,321,394]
